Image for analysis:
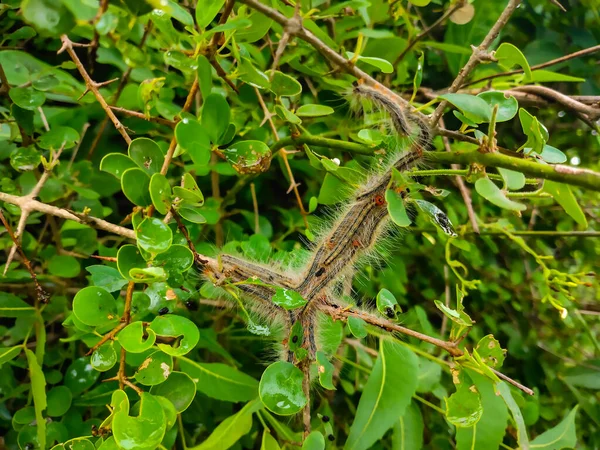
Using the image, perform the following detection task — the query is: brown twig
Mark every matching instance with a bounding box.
[491,368,534,396]
[462,43,600,87]
[430,0,522,127]
[0,63,9,95]
[86,23,153,159]
[109,106,178,126]
[250,183,260,234]
[0,209,49,304]
[253,87,309,227]
[171,207,198,255]
[0,192,136,239]
[59,35,132,145]
[512,85,600,119]
[440,118,480,233]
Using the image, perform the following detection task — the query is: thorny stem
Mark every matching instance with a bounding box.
[462,43,600,88]
[0,209,49,304]
[429,0,523,127]
[253,87,309,227]
[59,35,132,145]
[272,134,600,191]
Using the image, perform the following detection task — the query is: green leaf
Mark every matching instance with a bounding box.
[410,0,431,5]
[153,244,194,275]
[345,52,394,73]
[446,378,483,428]
[345,340,418,450]
[121,167,152,206]
[239,58,270,89]
[316,351,335,390]
[117,244,147,281]
[539,145,567,164]
[196,0,226,28]
[302,431,325,450]
[271,288,307,310]
[497,168,526,191]
[543,181,587,228]
[0,292,35,317]
[175,118,212,166]
[46,385,72,417]
[438,93,492,123]
[456,370,509,450]
[113,392,167,450]
[134,350,173,386]
[495,42,532,80]
[72,286,119,328]
[376,288,401,319]
[476,335,506,369]
[262,430,282,450]
[149,173,172,215]
[392,402,423,450]
[38,126,79,150]
[477,91,519,122]
[9,86,45,110]
[197,55,213,98]
[348,316,368,339]
[530,70,585,83]
[150,371,196,413]
[177,205,207,223]
[530,406,578,449]
[91,341,118,372]
[100,153,137,179]
[386,189,411,227]
[275,104,302,125]
[21,0,75,35]
[25,349,46,450]
[149,314,200,356]
[174,173,204,205]
[188,399,261,450]
[296,104,335,117]
[411,51,424,101]
[224,140,272,174]
[266,70,302,96]
[118,321,157,353]
[259,361,307,415]
[128,138,165,175]
[0,346,22,366]
[434,299,473,327]
[136,217,173,255]
[475,177,526,211]
[48,254,80,278]
[497,382,530,449]
[179,356,259,402]
[201,93,230,144]
[64,357,100,394]
[519,108,547,155]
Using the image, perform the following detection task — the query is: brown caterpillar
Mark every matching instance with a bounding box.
[199,85,432,362]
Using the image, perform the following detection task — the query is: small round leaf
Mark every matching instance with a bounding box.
[259,361,307,415]
[72,286,118,328]
[149,173,172,215]
[136,217,173,255]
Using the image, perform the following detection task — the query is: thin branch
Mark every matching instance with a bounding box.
[59,35,132,145]
[440,118,480,233]
[430,0,522,126]
[0,192,136,239]
[272,134,600,191]
[109,106,178,126]
[0,209,49,304]
[238,0,426,122]
[254,87,309,227]
[492,368,534,396]
[250,183,260,234]
[462,43,600,88]
[512,85,600,119]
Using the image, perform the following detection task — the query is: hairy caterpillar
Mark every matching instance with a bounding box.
[198,84,432,362]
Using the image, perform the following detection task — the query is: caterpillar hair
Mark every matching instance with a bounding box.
[352,81,432,149]
[199,82,432,365]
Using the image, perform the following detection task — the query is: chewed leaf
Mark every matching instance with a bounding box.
[224,140,272,174]
[376,288,401,319]
[413,199,457,237]
[272,288,307,310]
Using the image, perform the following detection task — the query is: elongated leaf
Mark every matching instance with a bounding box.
[497,382,530,450]
[530,406,578,449]
[543,180,587,228]
[188,399,262,450]
[25,349,46,450]
[392,401,423,450]
[475,177,526,211]
[345,340,418,450]
[179,357,259,402]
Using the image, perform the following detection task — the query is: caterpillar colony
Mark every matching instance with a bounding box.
[195,80,455,423]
